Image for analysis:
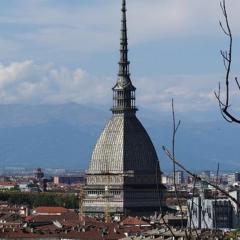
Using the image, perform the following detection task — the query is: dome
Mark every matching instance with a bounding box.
[88,113,160,175]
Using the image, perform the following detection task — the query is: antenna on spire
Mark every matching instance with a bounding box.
[119,0,130,77]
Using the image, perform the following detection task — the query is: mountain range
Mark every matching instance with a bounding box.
[0,103,239,172]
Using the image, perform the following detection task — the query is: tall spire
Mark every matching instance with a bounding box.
[118,0,130,78]
[112,0,137,114]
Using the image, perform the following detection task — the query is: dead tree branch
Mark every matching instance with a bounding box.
[214,163,220,230]
[215,0,240,123]
[188,176,200,238]
[162,146,240,209]
[155,160,177,238]
[170,99,188,238]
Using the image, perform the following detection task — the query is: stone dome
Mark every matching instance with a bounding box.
[88,113,160,175]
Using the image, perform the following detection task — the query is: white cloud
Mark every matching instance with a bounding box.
[137,74,222,112]
[0,60,112,105]
[0,60,231,114]
[0,1,238,120]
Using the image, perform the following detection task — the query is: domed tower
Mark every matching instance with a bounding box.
[84,0,165,217]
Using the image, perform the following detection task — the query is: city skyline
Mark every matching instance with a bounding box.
[0,1,240,238]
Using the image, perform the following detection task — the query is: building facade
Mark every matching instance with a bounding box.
[228,172,240,186]
[229,189,240,229]
[83,0,165,217]
[53,176,85,185]
[188,196,233,229]
[174,171,184,185]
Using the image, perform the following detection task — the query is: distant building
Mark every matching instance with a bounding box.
[201,171,211,180]
[0,182,16,190]
[161,175,174,185]
[229,189,240,229]
[53,176,85,185]
[228,172,240,186]
[18,183,29,192]
[173,171,184,185]
[34,168,44,180]
[188,196,233,229]
[161,175,168,185]
[0,176,10,182]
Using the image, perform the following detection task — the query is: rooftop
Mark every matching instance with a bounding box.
[33,206,69,215]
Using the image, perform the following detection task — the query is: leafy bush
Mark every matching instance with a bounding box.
[0,192,79,209]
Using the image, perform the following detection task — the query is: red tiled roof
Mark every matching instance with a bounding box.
[25,215,33,221]
[0,228,125,240]
[28,211,77,223]
[34,206,69,214]
[0,218,149,239]
[121,216,150,226]
[0,182,16,186]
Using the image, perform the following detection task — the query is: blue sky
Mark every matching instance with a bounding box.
[0,0,240,118]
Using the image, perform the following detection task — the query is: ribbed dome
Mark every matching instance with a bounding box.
[88,113,159,175]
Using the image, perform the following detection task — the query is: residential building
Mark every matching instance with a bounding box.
[188,196,233,229]
[53,175,85,185]
[229,189,240,228]
[228,172,240,186]
[0,182,16,190]
[32,207,69,216]
[173,171,184,185]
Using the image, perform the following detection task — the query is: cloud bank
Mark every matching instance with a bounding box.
[0,60,224,113]
[0,61,111,104]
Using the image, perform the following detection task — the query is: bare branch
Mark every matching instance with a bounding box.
[155,160,176,238]
[222,108,240,123]
[220,50,229,62]
[219,22,230,36]
[188,177,200,238]
[215,0,240,123]
[162,146,240,208]
[214,163,220,230]
[214,83,233,123]
[235,77,240,91]
[222,58,228,71]
[170,99,187,238]
[214,83,227,107]
[175,120,181,134]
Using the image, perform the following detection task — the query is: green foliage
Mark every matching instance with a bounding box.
[0,192,79,209]
[224,229,240,239]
